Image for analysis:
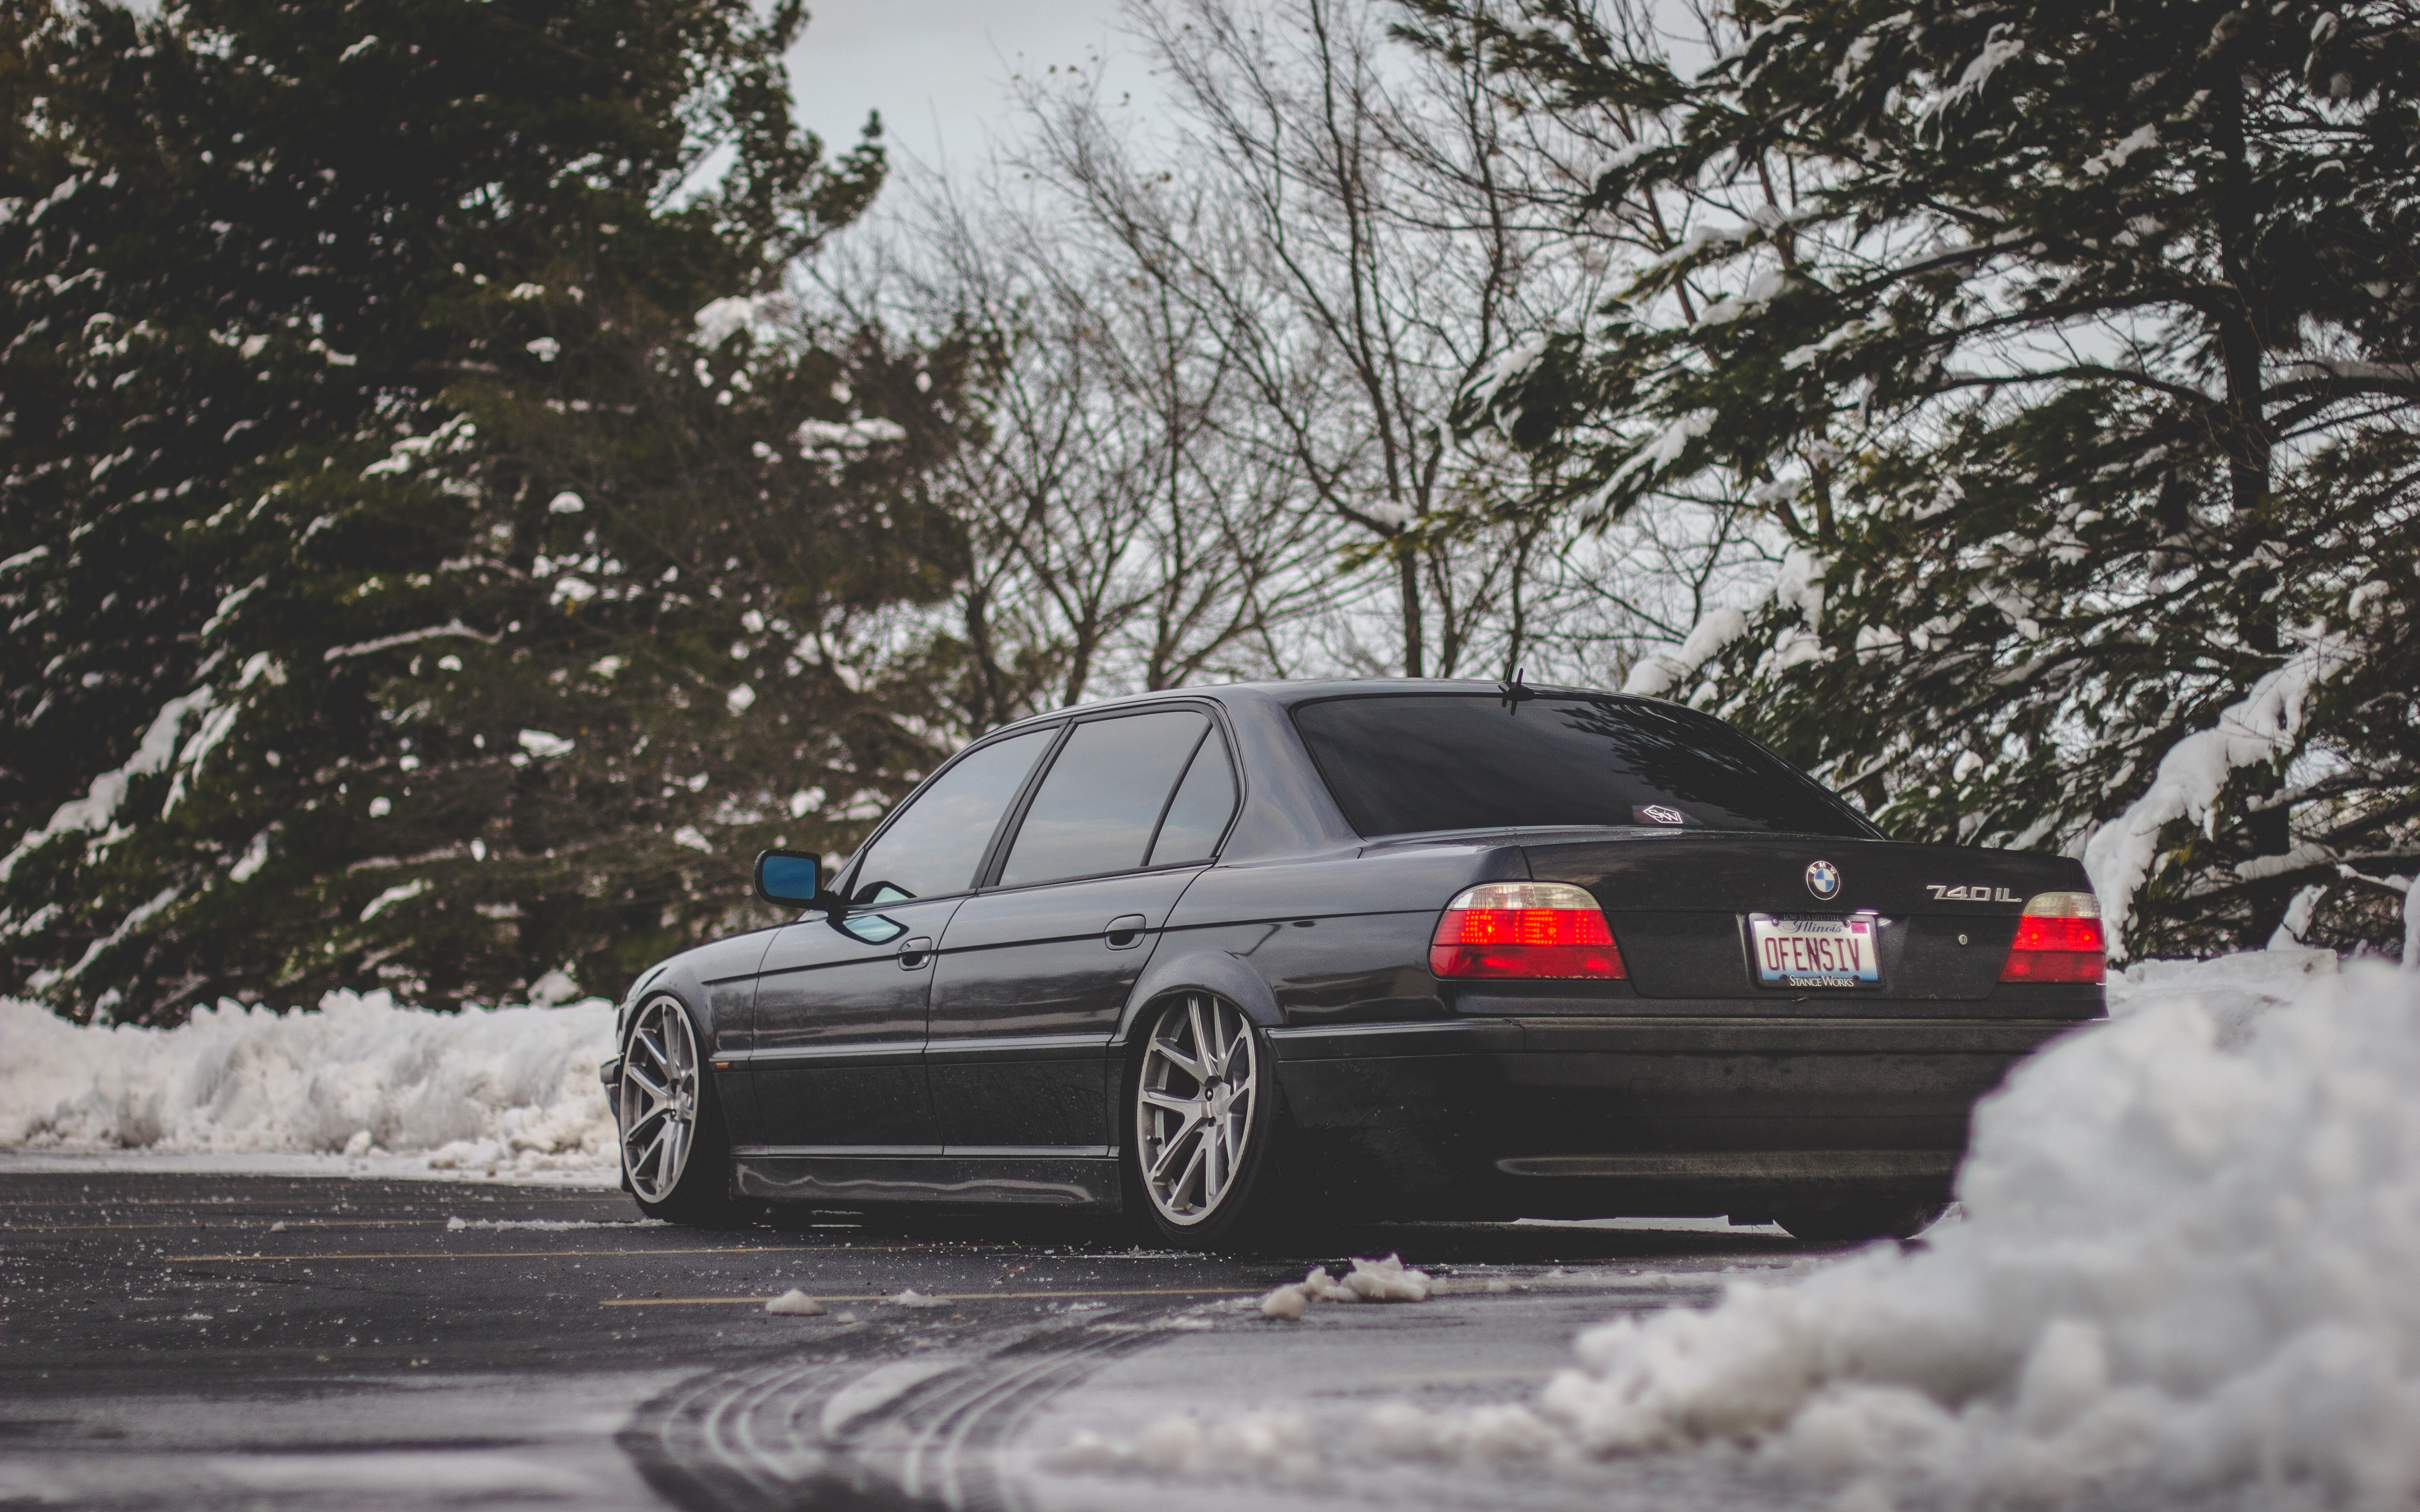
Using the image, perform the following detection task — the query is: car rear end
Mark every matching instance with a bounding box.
[1434,835,2100,1227]
[1272,689,2105,1232]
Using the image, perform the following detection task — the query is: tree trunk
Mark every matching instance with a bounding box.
[2208,57,2292,943]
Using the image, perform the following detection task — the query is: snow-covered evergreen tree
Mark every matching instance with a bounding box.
[1436,0,2419,958]
[1,0,971,1019]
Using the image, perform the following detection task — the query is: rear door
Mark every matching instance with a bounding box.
[747,726,1057,1149]
[928,709,1238,1150]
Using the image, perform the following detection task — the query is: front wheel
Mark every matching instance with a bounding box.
[1128,993,1284,1248]
[618,995,742,1226]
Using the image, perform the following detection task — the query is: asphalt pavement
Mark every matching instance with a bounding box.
[1,1169,1841,1510]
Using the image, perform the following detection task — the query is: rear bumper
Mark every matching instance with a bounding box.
[1265,1013,2093,1218]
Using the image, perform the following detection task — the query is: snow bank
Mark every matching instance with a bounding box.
[0,990,618,1184]
[2107,945,2341,1043]
[1499,950,2420,1507]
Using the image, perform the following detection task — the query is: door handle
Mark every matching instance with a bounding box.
[897,936,933,970]
[1104,914,1148,950]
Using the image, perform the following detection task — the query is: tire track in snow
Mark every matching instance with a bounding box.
[620,1311,1188,1511]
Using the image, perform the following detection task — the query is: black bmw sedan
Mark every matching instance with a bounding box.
[602,680,2105,1245]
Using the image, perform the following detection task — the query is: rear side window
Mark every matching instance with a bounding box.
[1000,711,1214,886]
[1291,694,1876,840]
[1146,731,1236,866]
[850,728,1056,903]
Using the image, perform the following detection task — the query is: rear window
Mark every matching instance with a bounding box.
[1291,693,1876,840]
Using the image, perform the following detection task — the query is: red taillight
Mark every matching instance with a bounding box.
[2000,891,2105,983]
[1431,883,1626,980]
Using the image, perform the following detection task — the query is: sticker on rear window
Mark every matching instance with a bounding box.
[1634,804,1691,826]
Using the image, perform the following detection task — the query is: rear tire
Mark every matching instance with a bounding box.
[618,995,745,1227]
[1126,993,1285,1249]
[1777,1197,1949,1243]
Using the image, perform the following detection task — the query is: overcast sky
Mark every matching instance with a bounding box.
[785,0,1167,173]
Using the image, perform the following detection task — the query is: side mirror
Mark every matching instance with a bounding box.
[754,849,823,908]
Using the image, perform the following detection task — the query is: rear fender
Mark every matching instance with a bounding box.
[1111,949,1284,1046]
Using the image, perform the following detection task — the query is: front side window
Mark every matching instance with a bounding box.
[1000,710,1216,887]
[1291,694,1877,840]
[848,727,1056,903]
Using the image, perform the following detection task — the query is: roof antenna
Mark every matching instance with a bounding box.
[1498,664,1534,714]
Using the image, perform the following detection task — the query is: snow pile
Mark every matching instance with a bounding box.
[1471,951,2420,1507]
[2107,946,2341,1044]
[0,990,618,1183]
[1262,1253,1440,1318]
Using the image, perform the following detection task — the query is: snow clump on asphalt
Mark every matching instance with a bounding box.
[0,990,618,1183]
[765,1289,826,1317]
[1260,1254,1438,1318]
[1438,950,2420,1508]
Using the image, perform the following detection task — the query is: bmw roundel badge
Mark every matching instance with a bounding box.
[1805,859,1841,900]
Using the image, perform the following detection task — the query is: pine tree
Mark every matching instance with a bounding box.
[2,0,972,1019]
[1429,0,2420,958]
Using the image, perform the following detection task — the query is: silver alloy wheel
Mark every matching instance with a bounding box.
[619,997,700,1204]
[1136,994,1257,1225]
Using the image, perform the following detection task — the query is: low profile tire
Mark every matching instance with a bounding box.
[1127,992,1284,1249]
[1778,1197,1949,1243]
[618,995,744,1227]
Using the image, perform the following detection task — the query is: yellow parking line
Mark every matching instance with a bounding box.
[601,1285,1262,1307]
[4,1219,479,1234]
[167,1246,796,1263]
[158,1239,1192,1261]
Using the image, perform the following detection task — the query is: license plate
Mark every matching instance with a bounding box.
[1748,914,1879,988]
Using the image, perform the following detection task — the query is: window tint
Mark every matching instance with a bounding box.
[1000,711,1211,887]
[849,728,1055,903]
[1291,694,1876,840]
[1146,732,1236,866]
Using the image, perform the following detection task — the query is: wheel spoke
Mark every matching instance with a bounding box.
[625,1064,670,1105]
[1140,1087,1196,1115]
[1172,1138,1208,1211]
[633,1026,667,1072]
[1218,1030,1250,1079]
[1148,1112,1204,1182]
[1150,1031,1204,1084]
[1203,1114,1226,1203]
[633,1121,670,1180]
[660,1116,687,1182]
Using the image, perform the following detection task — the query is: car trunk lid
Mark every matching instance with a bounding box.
[1522,833,2094,1002]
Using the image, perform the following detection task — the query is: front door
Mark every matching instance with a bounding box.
[747,724,1060,1150]
[928,709,1239,1150]
[749,898,963,1148]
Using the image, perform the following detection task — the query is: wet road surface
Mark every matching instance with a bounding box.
[1,1170,1840,1509]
